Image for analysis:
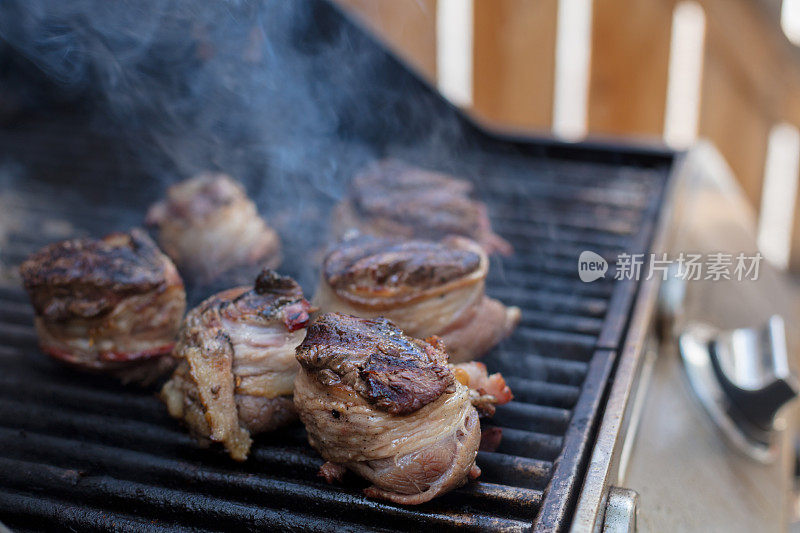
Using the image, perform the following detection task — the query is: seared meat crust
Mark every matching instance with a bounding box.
[323,236,480,303]
[20,229,172,321]
[161,270,311,460]
[297,314,453,415]
[336,159,511,255]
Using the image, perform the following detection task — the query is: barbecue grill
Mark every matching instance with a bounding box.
[0,1,679,531]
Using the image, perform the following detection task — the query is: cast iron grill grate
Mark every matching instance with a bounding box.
[0,111,671,532]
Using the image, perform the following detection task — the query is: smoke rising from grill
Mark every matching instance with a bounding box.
[0,0,473,289]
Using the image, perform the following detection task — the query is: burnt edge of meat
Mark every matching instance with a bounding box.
[19,228,174,320]
[323,236,481,293]
[207,269,311,332]
[255,269,302,296]
[296,313,454,415]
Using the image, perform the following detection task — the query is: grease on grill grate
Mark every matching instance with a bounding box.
[0,115,668,532]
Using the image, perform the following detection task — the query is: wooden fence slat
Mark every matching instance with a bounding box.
[698,51,772,209]
[588,0,675,137]
[471,0,558,131]
[336,0,438,81]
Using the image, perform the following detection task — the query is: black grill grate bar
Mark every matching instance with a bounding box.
[492,216,635,240]
[479,164,659,191]
[0,372,171,420]
[476,452,552,490]
[480,180,650,210]
[501,377,580,408]
[491,403,571,435]
[485,426,564,461]
[518,311,604,336]
[0,434,537,531]
[0,289,29,303]
[492,271,615,298]
[492,221,632,250]
[0,378,566,475]
[499,255,613,279]
[490,353,588,385]
[0,490,203,533]
[493,241,618,265]
[493,194,646,227]
[0,457,403,533]
[492,194,644,218]
[482,286,608,319]
[492,255,616,277]
[0,298,33,318]
[0,192,138,225]
[504,329,596,362]
[532,349,617,530]
[0,322,38,343]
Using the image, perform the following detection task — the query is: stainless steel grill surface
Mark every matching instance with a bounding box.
[0,2,674,530]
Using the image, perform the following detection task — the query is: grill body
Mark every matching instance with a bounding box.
[0,2,675,531]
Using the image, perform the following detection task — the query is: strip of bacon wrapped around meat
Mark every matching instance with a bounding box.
[19,229,186,384]
[160,269,312,460]
[314,235,520,363]
[294,313,511,505]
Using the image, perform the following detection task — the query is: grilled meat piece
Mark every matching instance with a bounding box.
[19,229,186,384]
[160,270,312,461]
[146,172,281,284]
[294,313,483,505]
[315,236,520,363]
[333,159,511,255]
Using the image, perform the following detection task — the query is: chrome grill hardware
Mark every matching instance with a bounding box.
[602,487,639,533]
[679,316,799,463]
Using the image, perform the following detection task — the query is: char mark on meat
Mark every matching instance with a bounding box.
[298,313,453,415]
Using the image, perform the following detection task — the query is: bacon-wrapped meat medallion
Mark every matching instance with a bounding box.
[146,172,281,284]
[315,235,520,363]
[294,313,511,505]
[19,229,186,384]
[333,158,511,255]
[160,270,312,461]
